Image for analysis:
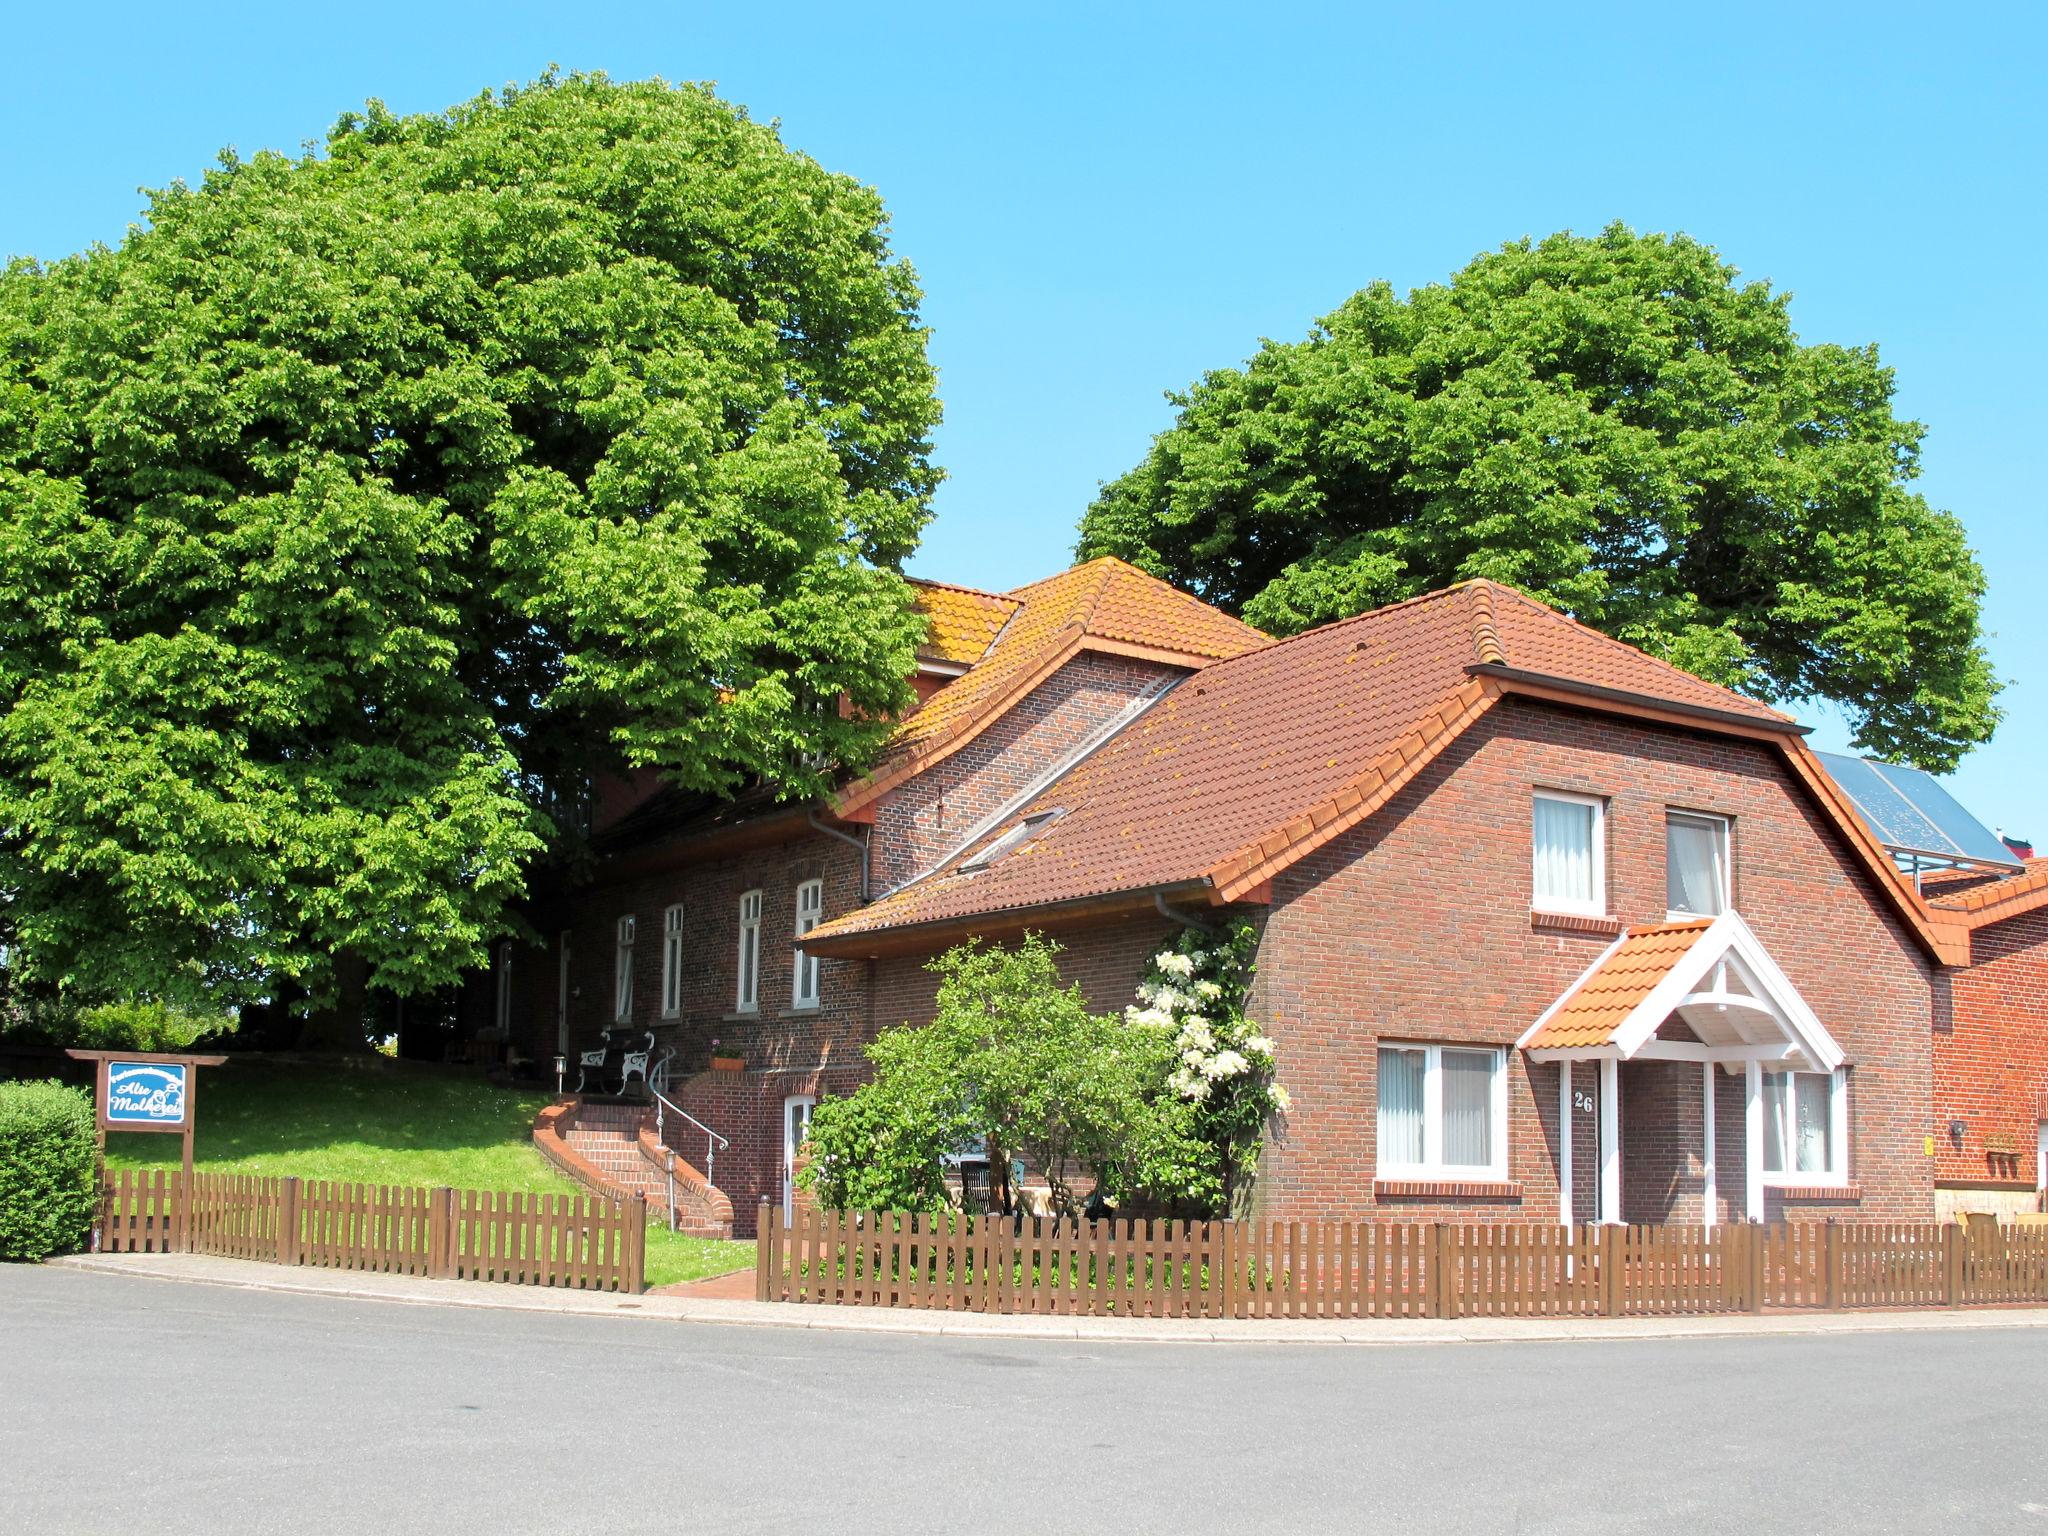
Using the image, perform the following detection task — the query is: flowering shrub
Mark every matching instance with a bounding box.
[1123,919,1285,1215]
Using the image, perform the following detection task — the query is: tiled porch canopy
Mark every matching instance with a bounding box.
[1516,911,1847,1224]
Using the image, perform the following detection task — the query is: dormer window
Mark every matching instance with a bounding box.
[960,809,1063,874]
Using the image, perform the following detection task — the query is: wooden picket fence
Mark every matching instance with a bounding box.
[100,1169,645,1293]
[756,1209,2048,1320]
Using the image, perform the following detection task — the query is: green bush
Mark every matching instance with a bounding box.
[0,1080,100,1260]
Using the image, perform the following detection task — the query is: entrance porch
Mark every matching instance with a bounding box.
[1520,911,1849,1225]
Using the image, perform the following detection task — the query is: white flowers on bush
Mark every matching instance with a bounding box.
[1129,945,1286,1113]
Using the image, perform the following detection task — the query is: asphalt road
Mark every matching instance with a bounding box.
[7,1264,2048,1535]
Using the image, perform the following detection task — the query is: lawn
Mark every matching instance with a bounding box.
[101,1054,753,1288]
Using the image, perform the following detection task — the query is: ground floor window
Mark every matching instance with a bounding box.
[1761,1067,1847,1182]
[1376,1043,1507,1179]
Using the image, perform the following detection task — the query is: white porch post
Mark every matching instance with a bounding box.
[1598,1055,1621,1225]
[1700,1062,1717,1228]
[1558,1060,1573,1228]
[1744,1059,1764,1222]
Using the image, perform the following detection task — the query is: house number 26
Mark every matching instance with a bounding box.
[1573,1090,1596,1113]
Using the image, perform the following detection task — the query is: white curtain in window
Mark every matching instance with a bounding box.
[1762,1072,1790,1173]
[1377,1048,1426,1166]
[1794,1073,1831,1174]
[1667,816,1727,916]
[1441,1050,1495,1168]
[1534,797,1595,907]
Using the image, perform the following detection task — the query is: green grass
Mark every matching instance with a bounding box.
[102,1054,753,1288]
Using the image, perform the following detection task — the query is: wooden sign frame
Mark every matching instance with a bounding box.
[66,1048,228,1181]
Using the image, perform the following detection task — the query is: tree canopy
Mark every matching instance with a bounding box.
[0,72,939,1019]
[1077,225,1998,771]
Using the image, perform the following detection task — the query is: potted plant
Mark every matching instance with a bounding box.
[709,1037,744,1073]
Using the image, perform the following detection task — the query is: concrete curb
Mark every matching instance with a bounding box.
[46,1252,2048,1346]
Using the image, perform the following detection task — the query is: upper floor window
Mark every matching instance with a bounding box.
[1376,1043,1508,1180]
[736,890,763,1013]
[1666,812,1730,917]
[1761,1068,1847,1183]
[1532,791,1604,916]
[792,879,824,1010]
[660,904,686,1018]
[613,916,635,1021]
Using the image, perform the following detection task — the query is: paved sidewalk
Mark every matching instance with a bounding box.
[49,1250,2048,1345]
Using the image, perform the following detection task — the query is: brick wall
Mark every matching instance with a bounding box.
[868,653,1182,891]
[1245,697,1940,1224]
[1938,910,2048,1195]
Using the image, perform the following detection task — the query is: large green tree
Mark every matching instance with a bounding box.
[1078,225,1997,770]
[0,72,938,1032]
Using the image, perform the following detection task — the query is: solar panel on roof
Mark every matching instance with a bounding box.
[1813,750,2020,869]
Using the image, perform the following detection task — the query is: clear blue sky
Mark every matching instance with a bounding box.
[6,3,2042,835]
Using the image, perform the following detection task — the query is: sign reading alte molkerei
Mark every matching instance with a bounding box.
[105,1060,189,1127]
[67,1049,229,1199]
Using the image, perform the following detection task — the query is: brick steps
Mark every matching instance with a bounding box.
[542,1099,735,1239]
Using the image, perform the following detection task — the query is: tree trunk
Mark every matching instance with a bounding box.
[298,950,373,1052]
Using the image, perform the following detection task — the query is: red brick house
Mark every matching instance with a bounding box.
[500,558,1984,1234]
[1920,861,2048,1218]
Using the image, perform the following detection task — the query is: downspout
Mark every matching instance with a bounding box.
[808,810,871,902]
[1154,890,1220,936]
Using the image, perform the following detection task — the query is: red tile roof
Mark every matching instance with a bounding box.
[1925,858,2048,927]
[834,558,1268,817]
[909,578,1017,667]
[808,580,1803,948]
[1521,922,1715,1051]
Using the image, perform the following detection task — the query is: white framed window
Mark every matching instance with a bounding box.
[1667,811,1731,918]
[1761,1068,1848,1184]
[736,890,763,1013]
[1532,791,1605,916]
[493,943,512,1034]
[1376,1043,1508,1180]
[660,904,685,1018]
[782,1094,816,1222]
[613,916,636,1021]
[792,879,824,1010]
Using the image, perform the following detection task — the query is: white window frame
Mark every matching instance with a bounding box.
[1665,809,1732,919]
[792,879,823,1011]
[1375,1041,1509,1181]
[736,890,763,1013]
[660,904,685,1019]
[1531,790,1606,918]
[493,943,512,1034]
[613,916,635,1022]
[782,1094,816,1223]
[1759,1066,1849,1186]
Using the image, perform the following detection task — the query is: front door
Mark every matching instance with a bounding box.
[783,1095,816,1221]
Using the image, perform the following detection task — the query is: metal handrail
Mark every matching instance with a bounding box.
[649,1084,730,1230]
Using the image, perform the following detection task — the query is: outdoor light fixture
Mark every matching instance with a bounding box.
[554,1054,566,1094]
[1948,1118,1967,1148]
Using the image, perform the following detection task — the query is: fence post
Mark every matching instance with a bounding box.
[1823,1219,1842,1311]
[277,1177,301,1268]
[428,1187,455,1281]
[622,1195,646,1294]
[1430,1223,1457,1320]
[756,1198,777,1302]
[1600,1224,1623,1316]
[173,1167,189,1254]
[1944,1222,1964,1308]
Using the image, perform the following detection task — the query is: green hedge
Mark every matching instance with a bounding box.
[0,1080,99,1260]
